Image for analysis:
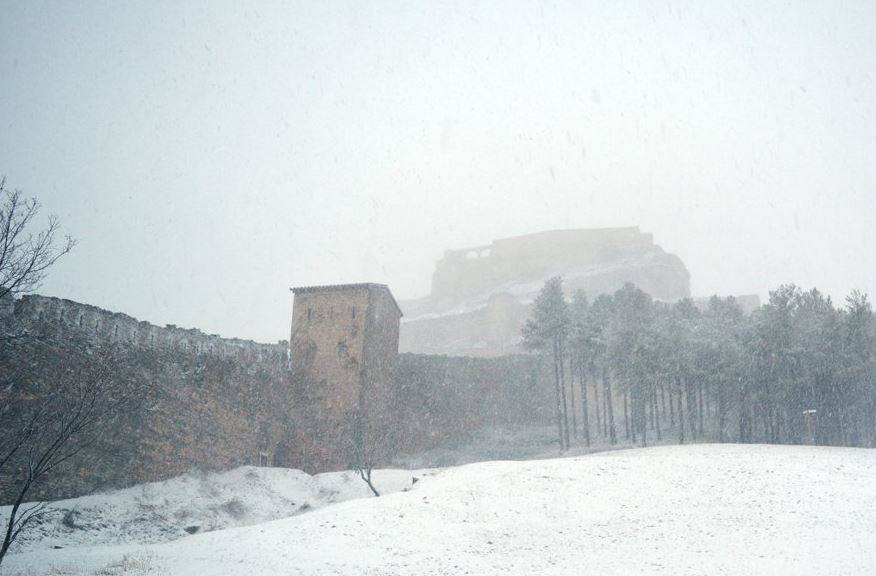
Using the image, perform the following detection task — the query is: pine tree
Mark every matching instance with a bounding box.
[569,290,592,447]
[522,277,571,450]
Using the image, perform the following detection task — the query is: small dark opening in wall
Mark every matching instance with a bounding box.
[307,307,313,321]
[351,306,357,319]
[78,314,84,327]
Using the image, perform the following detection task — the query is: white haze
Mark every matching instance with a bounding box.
[1,1,875,342]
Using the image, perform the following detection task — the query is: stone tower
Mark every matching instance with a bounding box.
[288,283,402,470]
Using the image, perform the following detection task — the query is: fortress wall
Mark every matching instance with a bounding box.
[1,301,293,503]
[1,293,555,500]
[12,294,287,361]
[390,352,552,455]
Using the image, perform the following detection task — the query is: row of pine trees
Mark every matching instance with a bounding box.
[522,278,876,450]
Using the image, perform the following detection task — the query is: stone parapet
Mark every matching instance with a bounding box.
[12,294,287,362]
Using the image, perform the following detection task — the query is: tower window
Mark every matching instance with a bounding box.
[307,307,313,321]
[351,306,357,319]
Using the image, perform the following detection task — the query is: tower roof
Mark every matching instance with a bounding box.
[289,283,403,317]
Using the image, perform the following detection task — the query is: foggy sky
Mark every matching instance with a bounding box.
[2,1,875,343]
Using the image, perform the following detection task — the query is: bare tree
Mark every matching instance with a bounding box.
[351,367,381,497]
[0,347,139,567]
[0,178,86,567]
[0,177,75,307]
[351,393,381,496]
[355,464,380,498]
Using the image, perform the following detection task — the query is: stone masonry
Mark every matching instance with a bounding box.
[288,283,403,470]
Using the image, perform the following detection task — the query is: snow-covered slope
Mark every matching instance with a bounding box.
[6,444,876,576]
[0,466,422,553]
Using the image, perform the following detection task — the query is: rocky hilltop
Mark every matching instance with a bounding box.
[399,227,691,357]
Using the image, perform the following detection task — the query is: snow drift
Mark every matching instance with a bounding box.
[1,465,421,553]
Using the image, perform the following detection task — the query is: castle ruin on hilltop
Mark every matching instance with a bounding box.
[399,227,691,356]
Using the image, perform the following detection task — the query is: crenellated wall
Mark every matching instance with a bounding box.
[11,295,287,362]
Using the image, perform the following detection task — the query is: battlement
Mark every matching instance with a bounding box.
[10,294,288,362]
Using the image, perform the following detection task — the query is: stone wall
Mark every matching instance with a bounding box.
[0,325,292,503]
[1,294,552,501]
[12,294,287,361]
[389,353,551,455]
[290,288,371,419]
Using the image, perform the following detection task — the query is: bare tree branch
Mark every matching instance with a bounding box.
[356,466,380,497]
[0,343,141,567]
[0,177,76,306]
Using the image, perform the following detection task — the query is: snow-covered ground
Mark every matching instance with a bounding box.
[5,444,876,575]
[0,466,424,553]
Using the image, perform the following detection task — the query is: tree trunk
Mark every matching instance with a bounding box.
[580,359,591,447]
[738,378,750,443]
[604,368,616,444]
[717,380,726,442]
[568,354,578,440]
[640,385,648,447]
[558,340,570,449]
[551,342,564,450]
[653,386,662,441]
[593,369,602,437]
[686,378,697,439]
[624,389,631,441]
[593,373,605,438]
[660,384,668,426]
[677,376,685,444]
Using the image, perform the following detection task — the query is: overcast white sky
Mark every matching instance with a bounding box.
[2,1,875,342]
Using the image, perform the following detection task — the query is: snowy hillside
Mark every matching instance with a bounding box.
[0,466,423,553]
[6,444,876,576]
